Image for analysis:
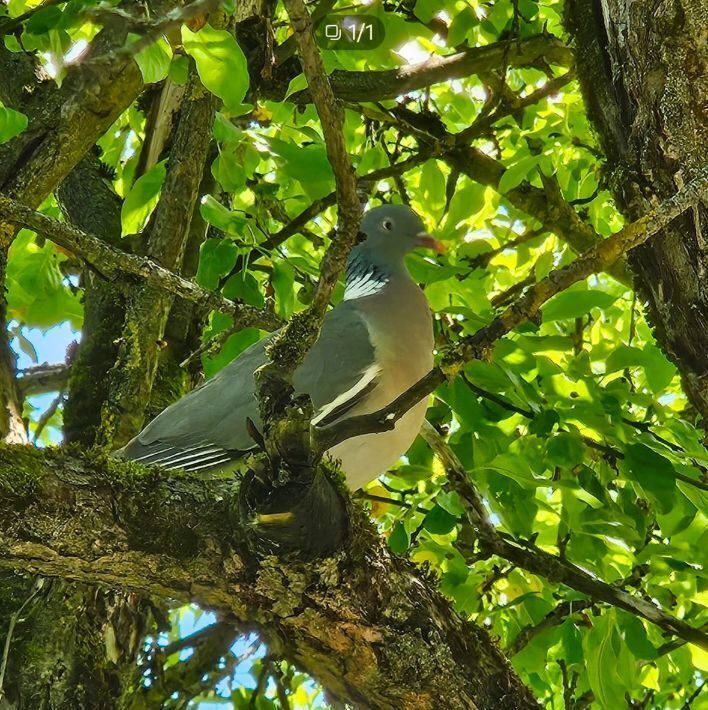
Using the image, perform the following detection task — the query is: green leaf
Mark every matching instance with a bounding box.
[419,159,446,218]
[284,73,308,100]
[498,155,538,193]
[388,522,409,554]
[271,261,295,318]
[618,612,658,660]
[213,112,243,143]
[561,620,584,665]
[199,195,247,236]
[120,161,166,236]
[195,238,239,290]
[212,152,246,192]
[605,345,647,373]
[546,432,585,468]
[168,54,190,85]
[0,103,28,143]
[413,0,437,22]
[642,345,677,392]
[528,409,559,436]
[181,24,249,113]
[447,7,478,47]
[134,35,172,84]
[622,444,677,514]
[223,271,264,308]
[6,231,83,328]
[266,136,334,200]
[542,288,618,321]
[435,491,465,516]
[583,613,629,709]
[25,4,62,33]
[423,505,458,535]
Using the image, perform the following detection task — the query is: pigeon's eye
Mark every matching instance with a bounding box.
[382,218,393,231]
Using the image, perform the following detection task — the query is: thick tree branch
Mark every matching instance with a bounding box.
[291,35,573,103]
[0,195,281,331]
[0,23,143,245]
[55,154,131,447]
[319,167,708,450]
[0,445,538,709]
[0,19,144,445]
[98,72,217,447]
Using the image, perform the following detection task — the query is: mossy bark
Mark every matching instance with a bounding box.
[566,0,708,423]
[98,76,216,449]
[0,445,538,709]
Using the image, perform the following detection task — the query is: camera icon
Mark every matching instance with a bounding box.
[324,23,341,41]
[316,15,384,50]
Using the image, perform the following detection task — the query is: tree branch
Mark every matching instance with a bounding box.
[97,71,218,447]
[356,102,631,285]
[17,364,70,397]
[421,424,708,651]
[255,0,362,457]
[0,445,538,709]
[0,195,281,331]
[292,35,573,103]
[508,599,593,657]
[274,0,361,355]
[138,621,240,707]
[264,152,430,251]
[318,166,708,450]
[455,70,577,143]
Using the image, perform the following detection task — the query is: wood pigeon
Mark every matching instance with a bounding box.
[117,205,441,490]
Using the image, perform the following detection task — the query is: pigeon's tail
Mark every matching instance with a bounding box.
[115,436,243,473]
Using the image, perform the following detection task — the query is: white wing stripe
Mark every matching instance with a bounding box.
[183,457,234,472]
[156,446,226,467]
[311,363,381,426]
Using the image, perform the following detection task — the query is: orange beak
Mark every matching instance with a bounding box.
[415,232,446,254]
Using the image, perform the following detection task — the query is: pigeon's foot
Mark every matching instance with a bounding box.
[237,460,348,560]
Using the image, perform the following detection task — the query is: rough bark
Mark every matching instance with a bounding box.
[97,74,216,448]
[0,576,148,709]
[57,155,128,447]
[0,445,538,710]
[289,34,573,103]
[0,20,143,446]
[566,0,708,423]
[0,279,25,444]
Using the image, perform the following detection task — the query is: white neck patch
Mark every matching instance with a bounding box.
[343,261,389,301]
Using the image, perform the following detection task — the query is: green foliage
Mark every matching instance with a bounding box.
[134,35,172,84]
[6,229,82,329]
[181,24,250,114]
[6,0,707,707]
[121,160,166,236]
[0,102,28,143]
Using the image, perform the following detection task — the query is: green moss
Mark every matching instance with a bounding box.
[0,444,48,499]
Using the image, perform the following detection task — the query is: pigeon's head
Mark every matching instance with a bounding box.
[357,205,444,271]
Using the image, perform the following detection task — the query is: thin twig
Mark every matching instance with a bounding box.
[255,0,362,438]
